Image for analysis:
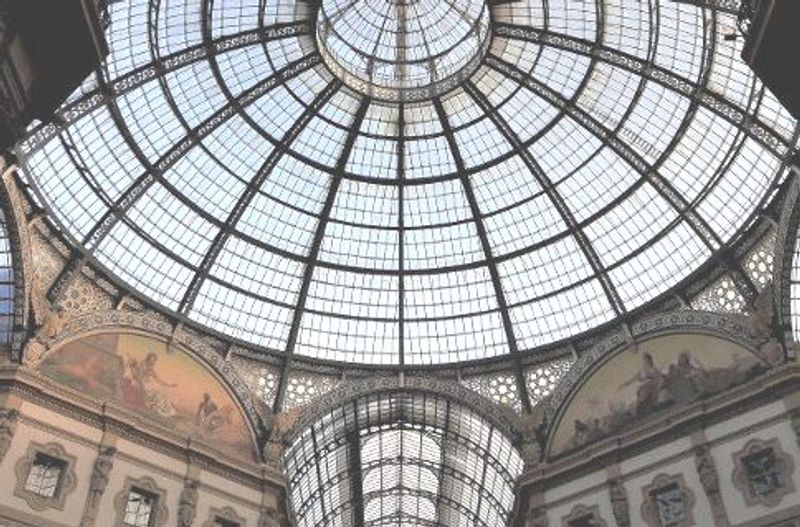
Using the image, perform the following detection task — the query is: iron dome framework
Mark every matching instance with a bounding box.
[284,390,524,527]
[13,0,800,372]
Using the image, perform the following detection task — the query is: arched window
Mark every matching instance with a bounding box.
[284,391,523,527]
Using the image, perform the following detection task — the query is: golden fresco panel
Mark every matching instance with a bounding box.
[40,333,254,458]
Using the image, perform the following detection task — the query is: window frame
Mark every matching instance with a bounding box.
[113,476,168,527]
[202,506,246,527]
[732,438,796,508]
[640,474,695,527]
[562,503,608,527]
[13,442,77,511]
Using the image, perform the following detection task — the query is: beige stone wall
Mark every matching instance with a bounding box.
[518,369,800,527]
[0,371,288,527]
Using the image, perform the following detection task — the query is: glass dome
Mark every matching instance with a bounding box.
[316,0,491,101]
[16,0,799,365]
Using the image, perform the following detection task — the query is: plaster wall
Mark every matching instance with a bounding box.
[531,399,800,527]
[0,393,277,527]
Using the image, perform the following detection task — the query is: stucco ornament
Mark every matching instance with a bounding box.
[22,305,66,368]
[608,479,630,527]
[518,410,546,467]
[526,506,548,527]
[0,408,19,462]
[760,337,785,365]
[259,505,285,527]
[81,446,116,526]
[694,446,729,525]
[177,479,199,527]
[261,407,302,469]
[742,284,775,339]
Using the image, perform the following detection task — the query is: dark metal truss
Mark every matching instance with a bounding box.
[492,23,793,159]
[16,20,313,157]
[463,80,627,318]
[284,392,522,527]
[81,53,322,250]
[671,0,740,14]
[274,95,371,412]
[432,96,532,413]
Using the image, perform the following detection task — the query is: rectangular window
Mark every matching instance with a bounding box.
[24,453,66,498]
[214,518,240,527]
[124,487,158,527]
[744,448,782,497]
[652,483,687,527]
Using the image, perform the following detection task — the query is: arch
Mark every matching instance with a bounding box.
[774,169,800,348]
[0,163,32,359]
[545,315,768,459]
[287,374,523,444]
[284,389,524,527]
[35,315,260,460]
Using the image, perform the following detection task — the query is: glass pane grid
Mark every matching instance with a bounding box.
[15,0,797,366]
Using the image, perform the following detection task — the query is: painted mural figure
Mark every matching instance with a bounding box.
[621,352,667,413]
[196,392,233,433]
[557,336,767,455]
[125,352,178,418]
[39,333,254,458]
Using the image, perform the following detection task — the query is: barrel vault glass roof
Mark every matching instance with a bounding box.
[16,0,799,366]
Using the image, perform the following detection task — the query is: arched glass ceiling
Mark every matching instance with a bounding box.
[284,391,523,527]
[15,0,799,365]
[0,206,14,346]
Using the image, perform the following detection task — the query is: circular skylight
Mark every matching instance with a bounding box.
[317,0,491,100]
[16,1,799,366]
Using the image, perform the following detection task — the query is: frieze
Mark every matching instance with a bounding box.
[39,310,261,432]
[544,310,763,427]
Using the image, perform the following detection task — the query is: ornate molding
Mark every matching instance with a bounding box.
[13,441,77,512]
[561,504,606,527]
[80,446,116,527]
[732,437,796,508]
[694,445,728,526]
[640,473,696,527]
[113,476,168,527]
